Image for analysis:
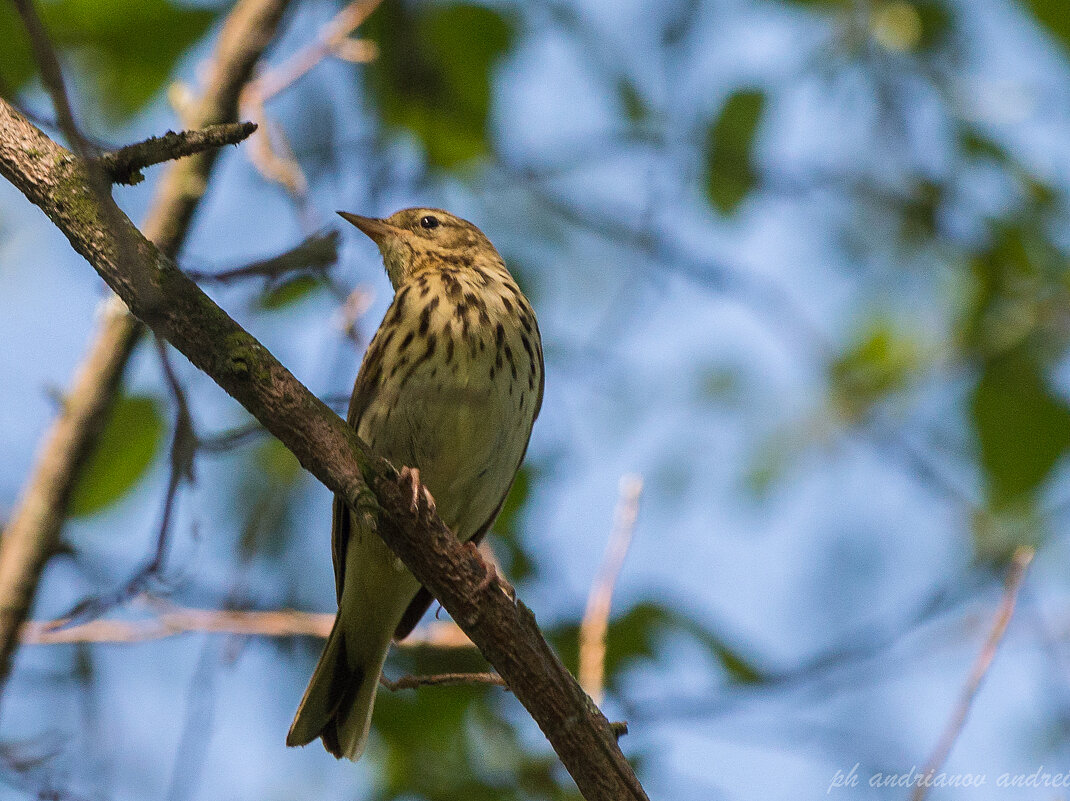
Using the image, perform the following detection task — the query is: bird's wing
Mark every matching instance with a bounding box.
[331,316,393,603]
[330,496,349,604]
[531,314,546,421]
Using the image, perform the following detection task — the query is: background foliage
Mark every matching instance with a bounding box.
[3,0,1070,798]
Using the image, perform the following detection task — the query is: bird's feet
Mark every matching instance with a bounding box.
[465,541,516,603]
[398,466,436,516]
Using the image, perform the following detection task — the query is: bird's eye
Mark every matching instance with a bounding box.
[419,215,440,230]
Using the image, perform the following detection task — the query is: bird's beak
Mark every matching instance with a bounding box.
[337,211,397,245]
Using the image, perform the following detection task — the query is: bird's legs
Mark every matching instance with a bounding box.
[398,465,436,516]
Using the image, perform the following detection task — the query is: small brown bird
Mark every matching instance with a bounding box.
[287,207,543,761]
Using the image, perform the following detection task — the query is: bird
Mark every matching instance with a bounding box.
[286,207,544,761]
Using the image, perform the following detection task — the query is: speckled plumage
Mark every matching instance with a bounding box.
[287,208,543,761]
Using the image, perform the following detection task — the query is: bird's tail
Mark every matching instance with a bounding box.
[286,612,389,761]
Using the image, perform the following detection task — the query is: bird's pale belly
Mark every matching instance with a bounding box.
[357,358,523,541]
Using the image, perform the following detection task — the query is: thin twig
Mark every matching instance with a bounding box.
[196,420,266,453]
[196,388,355,454]
[910,546,1035,801]
[19,602,474,648]
[47,343,198,631]
[0,0,155,695]
[185,230,339,283]
[95,122,258,185]
[247,0,380,102]
[11,0,145,254]
[380,671,506,691]
[579,474,643,704]
[10,0,86,157]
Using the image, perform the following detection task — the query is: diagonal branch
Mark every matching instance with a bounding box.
[0,0,294,697]
[9,0,84,156]
[0,99,649,801]
[910,546,1035,801]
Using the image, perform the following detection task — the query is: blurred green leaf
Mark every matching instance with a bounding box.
[257,274,326,310]
[786,0,950,46]
[970,354,1070,507]
[971,503,1046,563]
[869,2,951,52]
[0,0,215,118]
[899,179,943,242]
[913,2,953,47]
[962,224,1068,361]
[70,393,165,517]
[829,319,924,421]
[704,88,765,215]
[553,600,764,691]
[364,2,514,169]
[1023,0,1070,53]
[696,364,743,404]
[254,438,303,486]
[617,78,646,122]
[960,127,1008,162]
[227,439,307,560]
[373,678,558,801]
[743,434,795,499]
[744,453,782,499]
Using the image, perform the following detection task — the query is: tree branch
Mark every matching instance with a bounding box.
[380,672,506,691]
[0,295,136,684]
[94,122,258,186]
[911,546,1034,801]
[19,603,475,648]
[185,230,339,283]
[0,100,648,801]
[239,0,382,206]
[579,474,642,704]
[0,0,294,697]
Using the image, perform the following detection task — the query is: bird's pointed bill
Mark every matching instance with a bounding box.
[338,211,396,245]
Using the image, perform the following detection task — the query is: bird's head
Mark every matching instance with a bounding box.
[339,207,500,289]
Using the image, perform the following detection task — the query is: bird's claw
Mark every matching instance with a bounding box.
[466,541,516,602]
[398,466,436,516]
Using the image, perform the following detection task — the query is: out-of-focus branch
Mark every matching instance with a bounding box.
[95,122,258,186]
[10,0,85,157]
[186,230,339,283]
[911,546,1035,801]
[0,101,649,801]
[49,342,198,630]
[19,603,474,648]
[0,0,294,696]
[0,296,136,683]
[579,474,642,704]
[239,0,381,205]
[141,0,293,256]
